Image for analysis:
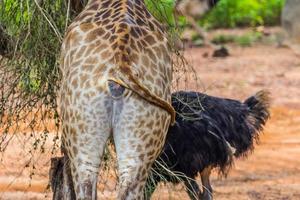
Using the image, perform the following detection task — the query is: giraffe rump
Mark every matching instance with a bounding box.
[146,90,271,198]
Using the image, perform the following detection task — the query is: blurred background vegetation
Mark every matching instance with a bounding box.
[202,0,285,28]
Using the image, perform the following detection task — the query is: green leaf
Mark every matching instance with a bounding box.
[145,0,176,26]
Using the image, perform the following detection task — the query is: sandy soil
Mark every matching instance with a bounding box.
[0,28,300,199]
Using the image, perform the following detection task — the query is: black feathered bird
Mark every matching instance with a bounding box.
[145,90,270,200]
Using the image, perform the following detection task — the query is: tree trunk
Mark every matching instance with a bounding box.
[0,24,13,58]
[68,0,88,15]
[49,156,76,200]
[282,0,300,53]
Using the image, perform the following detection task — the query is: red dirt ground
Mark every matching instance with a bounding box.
[0,28,300,199]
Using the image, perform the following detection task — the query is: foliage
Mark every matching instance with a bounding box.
[145,0,176,27]
[211,31,263,47]
[211,34,236,44]
[235,34,255,47]
[202,0,285,28]
[0,0,73,154]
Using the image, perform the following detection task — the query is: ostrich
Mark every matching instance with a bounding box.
[145,90,270,200]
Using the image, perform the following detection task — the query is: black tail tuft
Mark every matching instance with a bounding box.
[244,90,271,142]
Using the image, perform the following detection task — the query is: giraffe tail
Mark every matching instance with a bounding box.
[107,74,176,125]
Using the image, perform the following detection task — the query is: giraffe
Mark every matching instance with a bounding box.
[58,0,175,199]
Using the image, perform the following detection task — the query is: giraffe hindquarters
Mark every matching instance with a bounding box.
[61,92,112,200]
[112,92,171,200]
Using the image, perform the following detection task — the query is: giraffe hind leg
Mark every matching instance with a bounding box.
[112,92,170,200]
[61,91,113,200]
